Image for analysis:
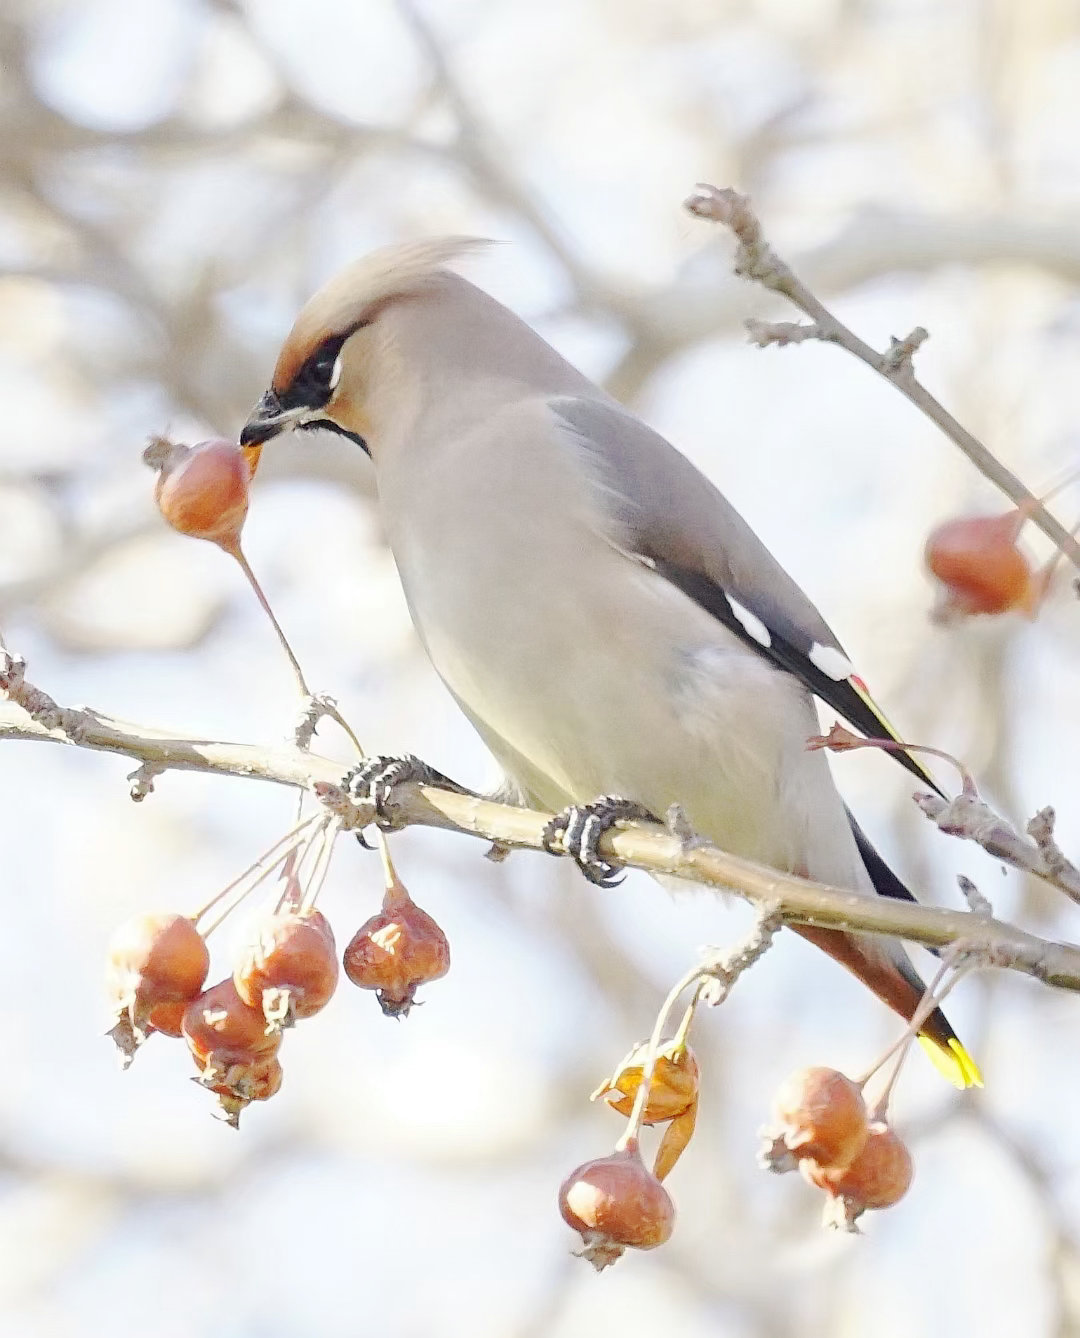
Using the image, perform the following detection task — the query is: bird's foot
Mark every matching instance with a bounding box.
[343,754,472,843]
[542,795,657,887]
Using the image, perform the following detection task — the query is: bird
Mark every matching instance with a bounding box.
[240,237,981,1089]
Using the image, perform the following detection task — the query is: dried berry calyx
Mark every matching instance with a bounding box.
[106,912,210,1066]
[198,1055,284,1129]
[760,1066,868,1174]
[144,436,250,552]
[558,1137,676,1271]
[343,875,450,1017]
[803,1120,914,1231]
[234,908,338,1031]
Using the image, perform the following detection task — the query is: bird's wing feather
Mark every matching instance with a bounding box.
[551,396,944,797]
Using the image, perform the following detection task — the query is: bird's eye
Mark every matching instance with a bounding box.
[281,335,349,411]
[310,347,339,385]
[303,338,346,393]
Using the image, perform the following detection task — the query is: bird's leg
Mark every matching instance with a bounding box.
[542,795,658,887]
[343,754,476,843]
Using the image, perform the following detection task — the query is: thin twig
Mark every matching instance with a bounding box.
[917,792,1080,907]
[684,184,1080,569]
[813,723,1080,908]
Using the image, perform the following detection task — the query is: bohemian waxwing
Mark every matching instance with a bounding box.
[241,238,980,1088]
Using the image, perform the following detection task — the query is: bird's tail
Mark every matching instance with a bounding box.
[794,920,983,1090]
[915,1003,983,1090]
[846,812,982,1089]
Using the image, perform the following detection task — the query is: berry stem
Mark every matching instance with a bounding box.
[1029,510,1080,611]
[225,546,375,764]
[193,813,323,936]
[298,817,343,915]
[857,950,975,1116]
[670,1000,697,1053]
[225,541,311,697]
[810,726,979,797]
[376,831,413,911]
[1029,464,1080,509]
[321,702,367,758]
[269,811,344,916]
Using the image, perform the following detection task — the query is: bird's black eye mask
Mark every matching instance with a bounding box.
[242,320,371,452]
[278,331,351,412]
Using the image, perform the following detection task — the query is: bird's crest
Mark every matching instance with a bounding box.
[272,236,491,392]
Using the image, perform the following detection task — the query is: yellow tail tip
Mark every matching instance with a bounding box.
[918,1034,984,1089]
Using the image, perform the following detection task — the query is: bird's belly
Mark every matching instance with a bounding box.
[403,544,828,872]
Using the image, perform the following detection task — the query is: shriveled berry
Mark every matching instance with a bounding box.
[804,1121,913,1231]
[182,978,282,1071]
[761,1067,868,1173]
[343,879,449,1017]
[592,1037,701,1181]
[106,913,210,1065]
[925,511,1037,618]
[592,1038,699,1124]
[234,908,338,1030]
[198,1054,284,1129]
[144,436,250,551]
[558,1139,675,1270]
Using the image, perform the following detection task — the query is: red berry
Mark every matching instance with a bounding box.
[558,1140,676,1270]
[925,511,1036,617]
[106,913,210,1064]
[144,436,250,551]
[146,1000,187,1038]
[803,1121,913,1230]
[763,1067,868,1172]
[107,912,209,1005]
[343,879,449,1017]
[234,908,339,1030]
[182,978,282,1071]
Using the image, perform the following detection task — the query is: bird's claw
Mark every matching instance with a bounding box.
[542,795,656,887]
[342,754,466,843]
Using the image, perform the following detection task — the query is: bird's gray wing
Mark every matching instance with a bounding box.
[552,395,943,796]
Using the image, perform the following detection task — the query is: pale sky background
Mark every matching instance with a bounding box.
[2,1,1080,1335]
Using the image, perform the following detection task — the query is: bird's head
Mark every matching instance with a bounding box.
[239,237,487,467]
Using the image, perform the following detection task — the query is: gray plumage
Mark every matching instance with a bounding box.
[242,240,976,1086]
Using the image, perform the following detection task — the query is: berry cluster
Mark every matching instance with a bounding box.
[127,433,453,1122]
[558,983,928,1267]
[760,1066,912,1231]
[106,822,450,1126]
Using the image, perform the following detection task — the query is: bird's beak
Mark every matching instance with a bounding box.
[240,389,311,447]
[239,386,369,464]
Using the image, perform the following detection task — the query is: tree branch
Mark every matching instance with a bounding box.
[5,666,1080,993]
[684,184,1080,570]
